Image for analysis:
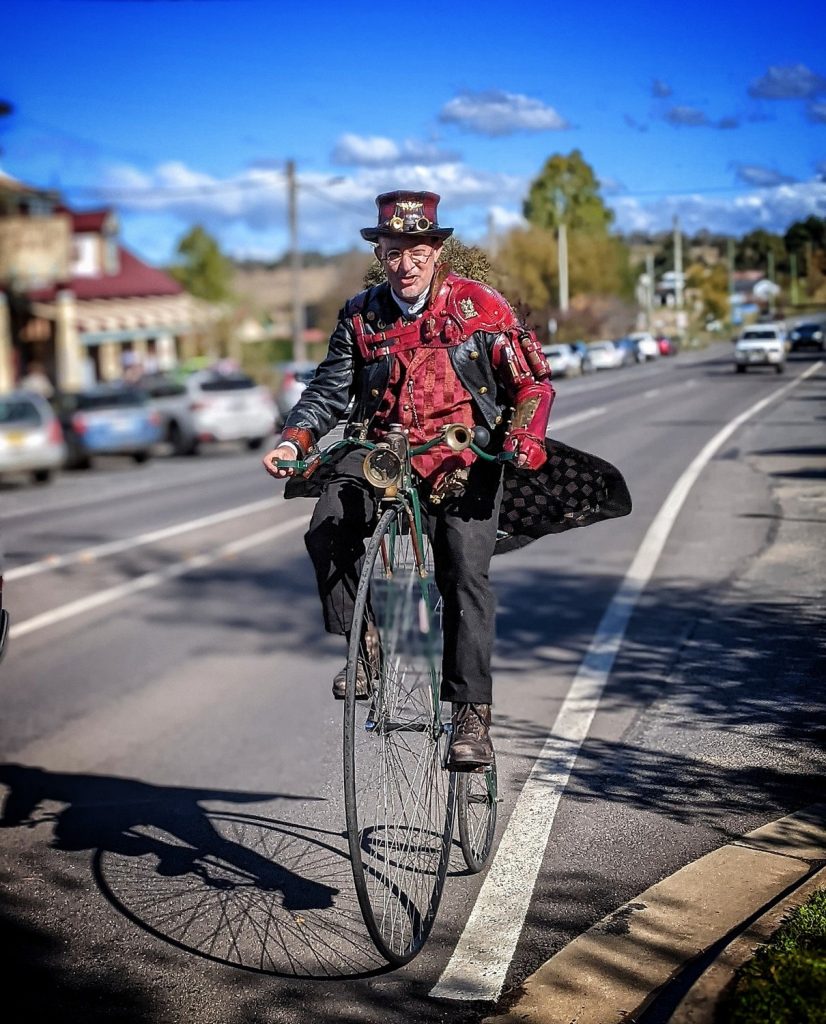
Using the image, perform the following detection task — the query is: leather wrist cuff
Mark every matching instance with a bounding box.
[281,426,314,459]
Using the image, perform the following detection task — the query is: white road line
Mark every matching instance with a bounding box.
[549,407,607,430]
[5,497,280,582]
[8,513,310,640]
[431,359,824,1003]
[644,388,661,398]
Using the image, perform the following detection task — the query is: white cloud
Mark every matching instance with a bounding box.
[331,134,461,167]
[808,101,826,123]
[733,164,797,187]
[611,180,826,235]
[439,90,569,136]
[748,63,826,100]
[664,105,709,127]
[91,159,826,265]
[91,159,527,257]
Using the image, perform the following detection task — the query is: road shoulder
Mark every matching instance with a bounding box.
[484,804,826,1024]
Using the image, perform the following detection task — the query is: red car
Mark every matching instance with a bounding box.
[656,335,675,356]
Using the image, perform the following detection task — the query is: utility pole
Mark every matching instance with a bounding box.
[556,190,569,314]
[286,159,306,363]
[673,215,683,311]
[767,248,776,315]
[727,237,736,324]
[790,251,799,306]
[486,210,497,256]
[673,215,685,340]
[645,249,655,329]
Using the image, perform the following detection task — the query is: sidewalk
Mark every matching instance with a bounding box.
[485,364,826,1023]
[484,806,826,1024]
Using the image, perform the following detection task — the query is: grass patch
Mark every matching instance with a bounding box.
[725,887,826,1023]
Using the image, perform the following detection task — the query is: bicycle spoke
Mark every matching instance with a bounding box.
[344,504,455,964]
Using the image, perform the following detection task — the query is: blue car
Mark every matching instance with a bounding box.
[56,385,162,469]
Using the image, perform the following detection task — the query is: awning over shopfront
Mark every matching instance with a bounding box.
[31,292,222,345]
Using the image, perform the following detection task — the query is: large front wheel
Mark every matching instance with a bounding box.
[343,502,456,965]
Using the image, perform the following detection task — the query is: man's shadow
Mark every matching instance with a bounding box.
[0,763,384,978]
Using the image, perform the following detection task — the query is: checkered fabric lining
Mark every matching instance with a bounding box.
[495,437,631,554]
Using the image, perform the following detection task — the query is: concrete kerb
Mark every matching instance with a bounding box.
[483,803,826,1024]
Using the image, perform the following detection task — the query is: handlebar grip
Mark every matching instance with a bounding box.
[273,459,309,471]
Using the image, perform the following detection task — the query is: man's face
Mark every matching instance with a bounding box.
[375,236,442,300]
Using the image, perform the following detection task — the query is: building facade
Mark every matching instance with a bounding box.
[1,173,221,392]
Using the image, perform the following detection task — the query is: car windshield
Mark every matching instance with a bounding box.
[76,391,146,411]
[742,330,777,339]
[198,374,256,392]
[0,399,41,425]
[591,342,613,351]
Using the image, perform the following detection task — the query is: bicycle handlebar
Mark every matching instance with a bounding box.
[271,426,514,474]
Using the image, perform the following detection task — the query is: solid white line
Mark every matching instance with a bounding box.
[431,360,824,1003]
[8,513,310,640]
[549,407,607,430]
[5,497,280,582]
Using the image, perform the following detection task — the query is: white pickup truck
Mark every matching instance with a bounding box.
[734,325,787,374]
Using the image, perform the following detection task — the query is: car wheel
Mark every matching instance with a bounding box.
[32,469,53,484]
[132,450,152,464]
[776,364,785,374]
[246,437,265,451]
[736,365,746,374]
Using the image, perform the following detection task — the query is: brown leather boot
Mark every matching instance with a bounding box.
[332,623,380,700]
[447,703,493,770]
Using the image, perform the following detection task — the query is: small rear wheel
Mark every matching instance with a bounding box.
[457,755,498,873]
[736,364,746,374]
[132,450,151,464]
[31,469,53,484]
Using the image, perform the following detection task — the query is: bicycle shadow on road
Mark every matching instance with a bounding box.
[0,763,386,985]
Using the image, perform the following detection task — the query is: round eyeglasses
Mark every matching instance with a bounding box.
[376,247,434,268]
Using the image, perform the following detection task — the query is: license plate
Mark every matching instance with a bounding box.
[5,430,27,446]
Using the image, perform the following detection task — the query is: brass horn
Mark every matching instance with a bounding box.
[442,423,472,452]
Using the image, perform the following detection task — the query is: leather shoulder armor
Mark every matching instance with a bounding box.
[344,285,381,319]
[443,275,518,335]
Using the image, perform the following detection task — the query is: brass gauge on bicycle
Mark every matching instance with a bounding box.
[363,445,403,492]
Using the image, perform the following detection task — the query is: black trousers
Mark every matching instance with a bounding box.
[304,449,503,704]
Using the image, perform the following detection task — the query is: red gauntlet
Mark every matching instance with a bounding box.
[280,426,314,458]
[502,381,554,469]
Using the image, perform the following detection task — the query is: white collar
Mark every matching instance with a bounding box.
[391,287,429,319]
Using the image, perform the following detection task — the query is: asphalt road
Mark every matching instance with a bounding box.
[1,343,824,1023]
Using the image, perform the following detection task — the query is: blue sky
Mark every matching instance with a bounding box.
[2,0,824,264]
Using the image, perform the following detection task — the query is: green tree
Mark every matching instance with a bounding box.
[736,228,787,274]
[523,150,614,234]
[686,261,729,321]
[169,225,233,302]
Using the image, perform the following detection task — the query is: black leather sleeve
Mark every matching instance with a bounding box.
[282,312,356,444]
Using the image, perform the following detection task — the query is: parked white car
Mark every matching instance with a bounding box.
[143,370,277,453]
[734,327,786,374]
[541,344,582,378]
[587,340,625,371]
[626,332,660,361]
[0,391,66,484]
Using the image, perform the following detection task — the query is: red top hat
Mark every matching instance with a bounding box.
[360,190,454,243]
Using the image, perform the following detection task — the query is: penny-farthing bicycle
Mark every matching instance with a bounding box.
[277,423,505,964]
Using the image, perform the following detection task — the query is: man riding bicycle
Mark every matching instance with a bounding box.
[263,190,554,771]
